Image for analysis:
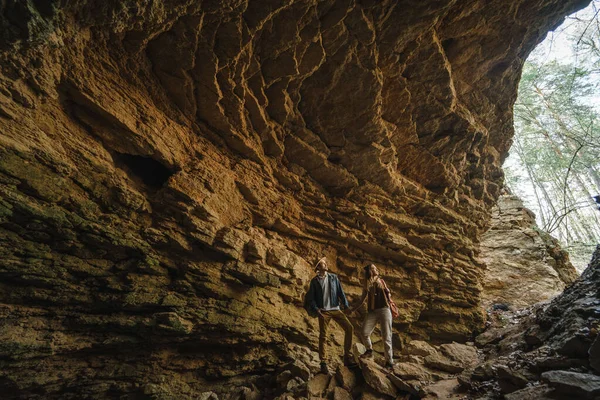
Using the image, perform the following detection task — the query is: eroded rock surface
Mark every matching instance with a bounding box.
[0,0,590,397]
[481,193,578,309]
[463,246,600,399]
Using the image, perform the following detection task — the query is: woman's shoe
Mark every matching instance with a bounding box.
[320,361,329,374]
[360,349,374,359]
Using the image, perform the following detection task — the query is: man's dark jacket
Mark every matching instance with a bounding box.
[306,273,349,314]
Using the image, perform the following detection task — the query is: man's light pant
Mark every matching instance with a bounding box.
[361,307,393,363]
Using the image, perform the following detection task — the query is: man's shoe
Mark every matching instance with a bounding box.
[344,358,358,368]
[320,362,329,374]
[360,349,373,359]
[384,361,395,369]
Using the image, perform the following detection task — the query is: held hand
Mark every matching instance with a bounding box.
[317,309,324,317]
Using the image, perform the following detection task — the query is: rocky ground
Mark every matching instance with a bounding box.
[189,245,600,400]
[188,339,481,400]
[464,244,600,400]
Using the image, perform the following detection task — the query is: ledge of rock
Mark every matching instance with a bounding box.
[0,0,591,397]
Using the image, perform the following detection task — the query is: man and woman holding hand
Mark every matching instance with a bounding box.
[305,257,398,374]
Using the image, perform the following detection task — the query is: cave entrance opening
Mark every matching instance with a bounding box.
[503,0,600,272]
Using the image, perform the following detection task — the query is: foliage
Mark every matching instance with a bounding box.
[504,1,600,271]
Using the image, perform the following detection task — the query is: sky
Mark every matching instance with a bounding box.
[533,1,600,108]
[532,2,599,65]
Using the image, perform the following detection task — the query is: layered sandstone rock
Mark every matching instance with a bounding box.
[0,0,590,397]
[480,193,578,309]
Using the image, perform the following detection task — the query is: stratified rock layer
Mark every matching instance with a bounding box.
[0,0,590,397]
[481,194,578,309]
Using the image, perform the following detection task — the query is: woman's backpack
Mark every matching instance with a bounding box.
[381,279,400,319]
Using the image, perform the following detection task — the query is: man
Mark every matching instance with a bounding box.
[305,256,355,374]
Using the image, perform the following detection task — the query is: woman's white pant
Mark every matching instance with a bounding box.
[361,307,393,363]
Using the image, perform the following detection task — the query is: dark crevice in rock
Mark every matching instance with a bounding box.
[440,37,456,56]
[112,153,174,189]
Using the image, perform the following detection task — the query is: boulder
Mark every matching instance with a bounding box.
[387,374,420,396]
[286,377,306,393]
[353,342,368,359]
[503,384,555,400]
[325,374,338,397]
[421,378,461,399]
[360,358,398,397]
[335,365,359,391]
[468,360,495,381]
[589,334,600,373]
[333,387,352,400]
[541,370,600,399]
[359,388,392,400]
[199,392,219,400]
[273,395,295,400]
[402,341,438,357]
[239,387,262,400]
[424,353,464,374]
[438,342,479,367]
[276,370,293,388]
[308,374,331,397]
[458,247,600,399]
[391,362,432,382]
[281,360,311,382]
[496,365,529,394]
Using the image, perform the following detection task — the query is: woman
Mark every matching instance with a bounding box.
[350,263,395,368]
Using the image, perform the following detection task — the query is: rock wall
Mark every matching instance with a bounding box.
[464,245,600,399]
[480,193,578,309]
[0,0,590,397]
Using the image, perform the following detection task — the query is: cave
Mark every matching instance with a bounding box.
[0,0,599,399]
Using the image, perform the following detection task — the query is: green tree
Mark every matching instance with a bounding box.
[505,18,600,270]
